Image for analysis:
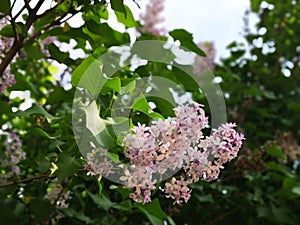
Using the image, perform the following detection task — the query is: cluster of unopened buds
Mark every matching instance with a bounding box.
[86,102,244,204]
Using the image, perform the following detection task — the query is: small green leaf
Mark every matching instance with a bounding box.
[86,190,114,211]
[24,42,44,60]
[271,204,296,224]
[37,158,50,173]
[266,145,287,161]
[251,0,262,12]
[14,104,58,123]
[57,151,81,180]
[111,0,126,13]
[0,0,11,15]
[101,77,121,94]
[0,24,14,37]
[137,199,167,225]
[115,5,137,28]
[48,43,70,64]
[72,55,104,96]
[169,29,206,56]
[60,208,92,223]
[31,127,61,140]
[292,185,300,195]
[132,94,149,114]
[195,194,214,203]
[267,162,295,178]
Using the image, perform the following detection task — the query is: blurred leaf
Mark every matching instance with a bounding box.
[115,5,137,28]
[14,104,58,123]
[101,77,121,94]
[266,145,287,161]
[0,24,14,37]
[86,190,114,211]
[267,162,296,178]
[195,194,214,203]
[37,158,50,173]
[23,42,44,60]
[72,55,104,96]
[29,199,52,224]
[111,0,126,13]
[48,43,71,64]
[60,208,92,223]
[132,94,149,114]
[169,29,206,56]
[57,151,81,180]
[0,0,11,15]
[271,204,296,224]
[251,0,261,12]
[137,199,167,225]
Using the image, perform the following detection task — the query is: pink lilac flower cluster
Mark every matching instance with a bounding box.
[194,41,216,75]
[0,132,26,177]
[0,73,16,93]
[45,178,70,223]
[139,0,166,35]
[85,147,114,181]
[0,17,16,93]
[86,103,244,205]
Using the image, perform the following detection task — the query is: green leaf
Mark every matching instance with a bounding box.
[72,55,98,86]
[267,162,295,178]
[137,199,167,225]
[101,77,121,94]
[72,55,104,96]
[37,158,50,173]
[0,24,14,37]
[31,127,61,140]
[48,43,70,64]
[195,194,214,203]
[109,185,130,199]
[169,29,206,56]
[292,185,300,195]
[266,145,287,161]
[120,80,136,94]
[29,199,52,224]
[146,96,175,118]
[251,0,261,12]
[132,94,149,114]
[85,21,130,46]
[271,204,296,224]
[14,104,57,123]
[57,151,81,180]
[111,0,126,13]
[23,42,44,60]
[0,0,11,15]
[60,208,92,223]
[86,190,114,211]
[115,5,137,28]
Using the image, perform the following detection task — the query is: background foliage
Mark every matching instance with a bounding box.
[0,0,300,224]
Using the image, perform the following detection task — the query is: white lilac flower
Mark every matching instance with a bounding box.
[162,177,192,204]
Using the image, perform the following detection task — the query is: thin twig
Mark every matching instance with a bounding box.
[208,206,241,225]
[0,174,50,188]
